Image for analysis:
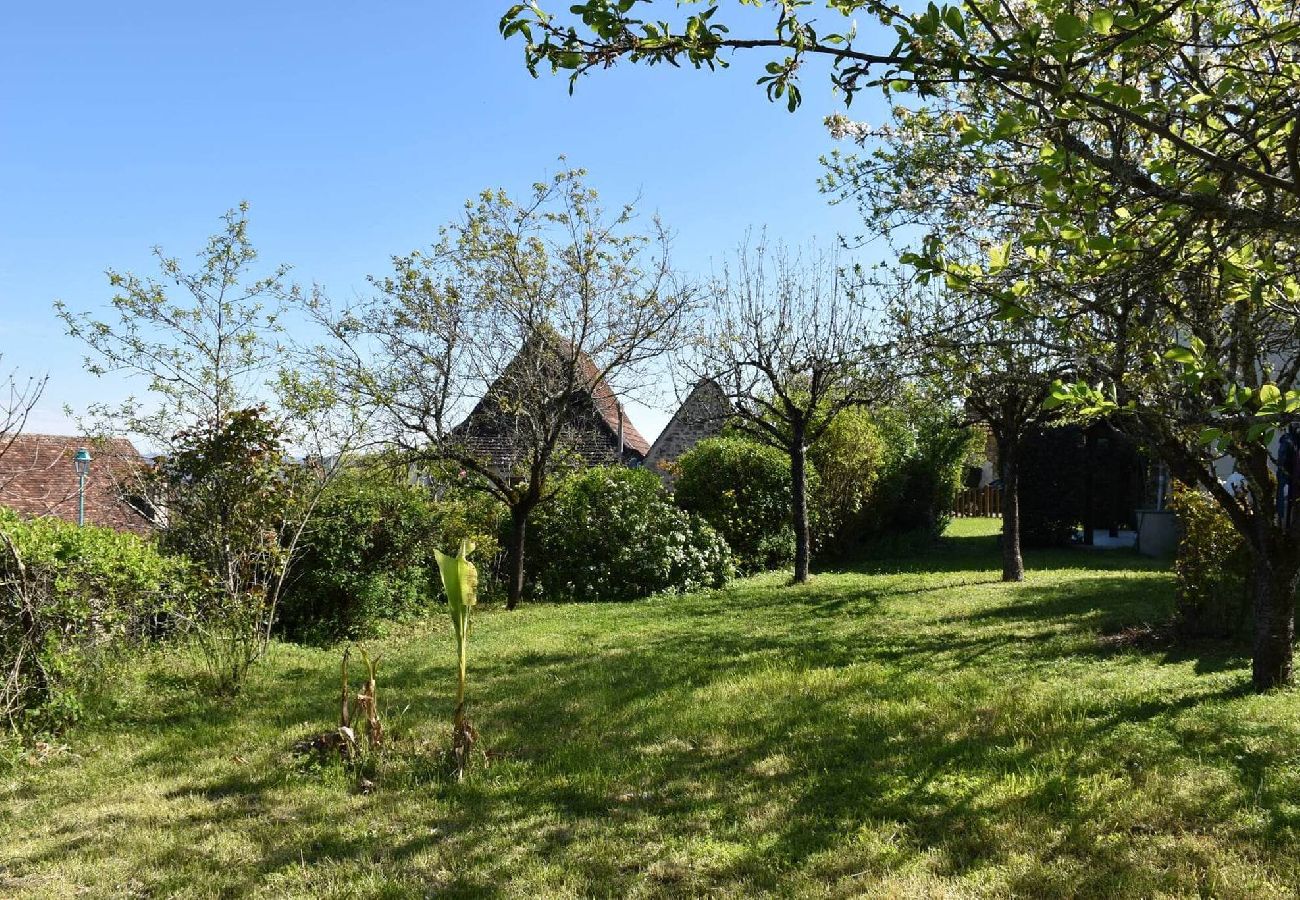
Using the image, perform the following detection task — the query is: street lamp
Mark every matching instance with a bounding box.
[73,447,92,527]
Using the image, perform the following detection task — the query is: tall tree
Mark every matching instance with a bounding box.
[831,52,1300,687]
[890,284,1068,582]
[57,206,352,690]
[694,240,882,583]
[311,168,693,608]
[827,103,1073,582]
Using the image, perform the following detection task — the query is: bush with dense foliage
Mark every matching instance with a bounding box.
[0,509,192,733]
[673,436,810,573]
[528,466,732,602]
[1169,485,1250,640]
[874,395,975,541]
[279,466,501,643]
[808,407,887,559]
[812,393,974,555]
[150,405,303,693]
[1014,426,1086,548]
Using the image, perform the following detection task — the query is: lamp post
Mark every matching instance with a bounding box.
[73,447,92,526]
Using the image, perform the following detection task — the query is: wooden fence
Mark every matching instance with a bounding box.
[953,486,1003,518]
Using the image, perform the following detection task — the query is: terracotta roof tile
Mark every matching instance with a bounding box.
[578,352,651,456]
[456,334,650,469]
[0,434,155,536]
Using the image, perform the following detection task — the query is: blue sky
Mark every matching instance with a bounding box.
[1,2,891,442]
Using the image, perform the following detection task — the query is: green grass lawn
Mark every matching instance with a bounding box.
[4,518,1299,898]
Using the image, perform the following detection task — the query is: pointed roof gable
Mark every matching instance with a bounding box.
[458,333,649,465]
[644,379,735,479]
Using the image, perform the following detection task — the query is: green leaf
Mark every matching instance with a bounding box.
[943,6,966,38]
[1248,423,1275,443]
[1088,10,1114,35]
[435,539,479,628]
[1053,12,1086,41]
[993,300,1029,322]
[988,241,1010,273]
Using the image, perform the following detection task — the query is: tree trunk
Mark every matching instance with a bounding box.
[1249,550,1298,691]
[791,433,811,584]
[1083,426,1096,546]
[1001,450,1025,583]
[506,506,529,611]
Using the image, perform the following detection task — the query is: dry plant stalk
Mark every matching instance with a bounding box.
[357,649,383,752]
[339,646,351,730]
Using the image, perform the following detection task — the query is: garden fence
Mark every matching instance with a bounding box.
[953,486,1003,518]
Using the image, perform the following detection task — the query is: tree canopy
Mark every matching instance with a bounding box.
[502,0,1300,689]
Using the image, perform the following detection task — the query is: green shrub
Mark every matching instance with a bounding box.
[0,509,192,733]
[674,436,811,573]
[1169,485,1250,639]
[809,407,886,558]
[847,394,974,546]
[279,466,501,643]
[1017,423,1145,548]
[529,466,732,602]
[1014,426,1085,547]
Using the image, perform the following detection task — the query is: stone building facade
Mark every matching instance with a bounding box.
[643,379,734,483]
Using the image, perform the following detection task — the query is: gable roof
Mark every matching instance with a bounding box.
[577,351,651,457]
[458,334,650,466]
[0,434,155,536]
[644,379,734,476]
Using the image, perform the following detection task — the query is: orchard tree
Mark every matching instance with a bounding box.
[829,47,1300,688]
[500,1,1300,689]
[889,283,1069,582]
[57,206,355,691]
[823,31,1300,685]
[827,97,1073,583]
[311,168,693,609]
[694,240,883,584]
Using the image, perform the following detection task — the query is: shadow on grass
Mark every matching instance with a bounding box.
[17,523,1291,898]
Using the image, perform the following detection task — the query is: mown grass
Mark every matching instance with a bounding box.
[3,518,1299,897]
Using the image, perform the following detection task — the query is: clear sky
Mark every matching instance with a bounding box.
[1,2,891,443]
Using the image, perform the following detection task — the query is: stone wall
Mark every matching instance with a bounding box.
[644,380,734,483]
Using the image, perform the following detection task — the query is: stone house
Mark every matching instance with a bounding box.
[455,337,650,473]
[643,379,734,483]
[0,434,155,535]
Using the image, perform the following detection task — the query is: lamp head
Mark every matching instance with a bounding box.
[73,447,92,477]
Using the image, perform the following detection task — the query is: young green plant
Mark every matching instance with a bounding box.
[434,539,478,779]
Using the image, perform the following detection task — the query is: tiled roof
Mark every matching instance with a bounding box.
[0,434,155,536]
[577,352,651,456]
[456,334,650,469]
